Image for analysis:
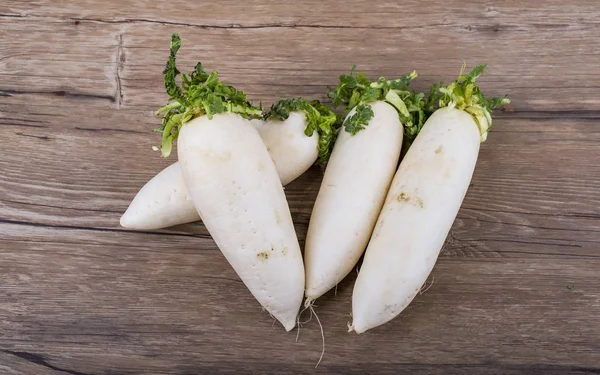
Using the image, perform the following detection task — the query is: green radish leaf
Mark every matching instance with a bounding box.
[328,67,427,149]
[264,98,341,164]
[155,33,262,157]
[385,90,410,118]
[434,63,510,142]
[361,87,382,103]
[465,64,486,81]
[343,104,374,135]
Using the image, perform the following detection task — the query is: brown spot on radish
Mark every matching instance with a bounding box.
[397,192,409,202]
[435,145,443,154]
[257,252,269,261]
[415,197,424,208]
[396,192,424,208]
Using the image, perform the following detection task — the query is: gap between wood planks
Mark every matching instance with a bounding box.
[4,218,600,260]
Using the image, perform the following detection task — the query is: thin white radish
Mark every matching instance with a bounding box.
[151,34,310,330]
[120,100,337,230]
[304,70,427,302]
[304,101,402,300]
[120,162,198,230]
[351,64,510,333]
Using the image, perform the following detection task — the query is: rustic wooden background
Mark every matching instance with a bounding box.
[1,1,600,374]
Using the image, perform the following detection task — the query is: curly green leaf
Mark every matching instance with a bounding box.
[435,63,510,142]
[155,33,262,157]
[344,104,374,135]
[329,66,428,150]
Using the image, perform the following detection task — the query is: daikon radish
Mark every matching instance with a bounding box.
[154,34,306,330]
[351,64,510,333]
[304,68,428,303]
[178,114,304,331]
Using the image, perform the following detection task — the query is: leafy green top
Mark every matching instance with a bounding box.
[264,98,340,165]
[155,33,262,157]
[435,63,510,142]
[328,67,428,148]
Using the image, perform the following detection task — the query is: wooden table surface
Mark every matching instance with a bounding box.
[2,1,600,374]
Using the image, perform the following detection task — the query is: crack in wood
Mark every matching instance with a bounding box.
[2,198,121,214]
[0,122,49,129]
[443,246,600,260]
[0,217,210,239]
[462,206,600,220]
[456,215,600,234]
[173,362,600,374]
[74,126,147,134]
[15,132,51,141]
[66,16,449,31]
[0,88,115,102]
[0,13,24,18]
[2,117,50,124]
[115,33,124,108]
[0,12,450,30]
[461,237,582,248]
[498,109,600,120]
[1,350,92,375]
[0,53,30,63]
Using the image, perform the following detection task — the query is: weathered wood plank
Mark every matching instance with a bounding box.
[2,225,600,373]
[0,19,122,107]
[3,0,600,28]
[120,21,600,112]
[1,0,600,374]
[2,116,599,247]
[2,6,600,112]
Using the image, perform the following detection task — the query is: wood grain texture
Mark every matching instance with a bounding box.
[1,1,599,374]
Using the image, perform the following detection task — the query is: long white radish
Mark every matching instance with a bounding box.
[304,70,427,302]
[351,65,510,333]
[178,113,304,331]
[304,101,402,300]
[120,108,333,230]
[150,34,308,330]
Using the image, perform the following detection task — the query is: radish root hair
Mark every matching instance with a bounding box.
[419,276,435,295]
[297,299,326,367]
[301,308,314,325]
[295,302,313,342]
[309,304,325,368]
[347,322,355,333]
[304,297,314,309]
